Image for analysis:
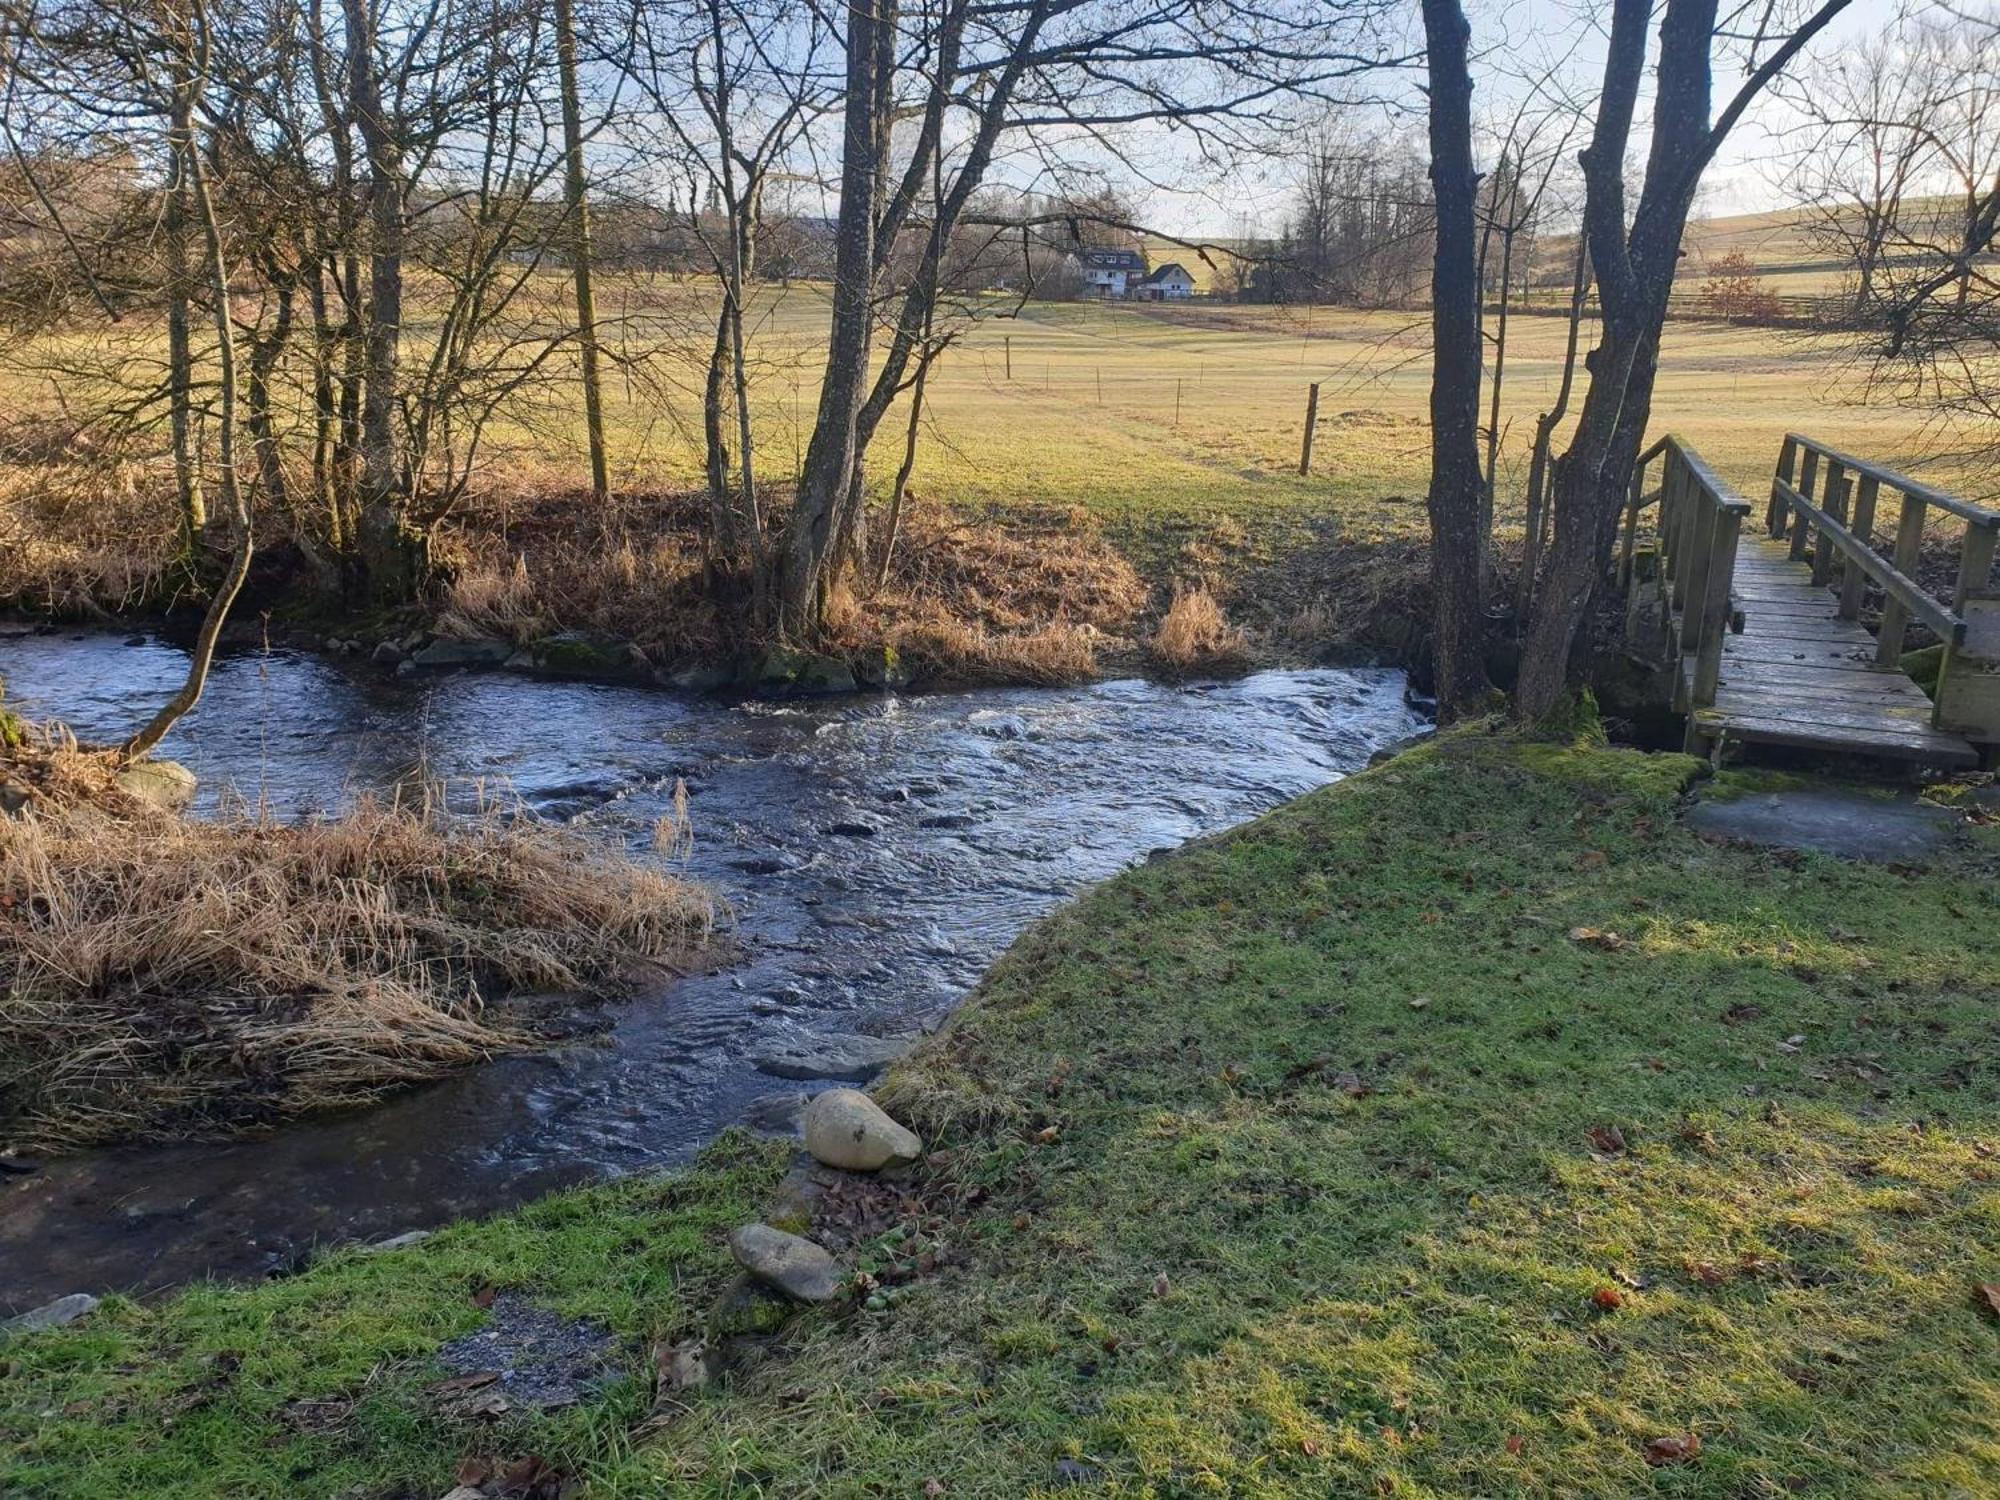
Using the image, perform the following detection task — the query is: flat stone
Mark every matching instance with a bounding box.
[752,1032,908,1082]
[3,1292,99,1336]
[362,1229,434,1253]
[739,1091,810,1138]
[115,758,196,813]
[412,638,513,669]
[1687,785,1957,863]
[727,1224,843,1302]
[803,1089,922,1172]
[370,640,407,666]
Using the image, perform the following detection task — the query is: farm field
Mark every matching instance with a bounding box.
[3,273,1978,605]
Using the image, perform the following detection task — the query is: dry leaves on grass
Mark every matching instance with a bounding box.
[1643,1432,1703,1467]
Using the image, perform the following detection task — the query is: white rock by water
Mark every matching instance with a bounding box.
[803,1089,921,1172]
[727,1223,843,1302]
[3,1292,99,1336]
[115,758,196,813]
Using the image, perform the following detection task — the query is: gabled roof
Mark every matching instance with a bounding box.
[1079,247,1147,271]
[1142,261,1194,283]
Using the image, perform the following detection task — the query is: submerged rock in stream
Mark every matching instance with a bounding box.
[752,1032,910,1082]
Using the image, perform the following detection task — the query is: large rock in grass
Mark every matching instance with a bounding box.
[116,758,196,813]
[804,1089,921,1172]
[2,1292,99,1336]
[727,1224,843,1302]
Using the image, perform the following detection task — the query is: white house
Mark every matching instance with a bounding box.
[1078,247,1148,297]
[1136,262,1196,300]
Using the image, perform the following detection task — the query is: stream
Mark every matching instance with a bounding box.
[0,631,1424,1310]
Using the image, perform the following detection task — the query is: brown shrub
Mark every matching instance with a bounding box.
[0,789,716,1151]
[1148,585,1247,672]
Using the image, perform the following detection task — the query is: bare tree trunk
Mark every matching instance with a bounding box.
[343,0,417,599]
[775,0,895,637]
[553,0,609,505]
[1420,0,1491,717]
[164,126,205,554]
[125,57,251,762]
[875,333,935,589]
[1517,233,1589,617]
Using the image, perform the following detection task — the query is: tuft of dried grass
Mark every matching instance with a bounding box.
[891,619,1103,686]
[0,791,716,1151]
[1148,585,1247,672]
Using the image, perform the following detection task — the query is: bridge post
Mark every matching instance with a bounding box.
[1875,494,1930,665]
[1838,475,1881,620]
[1813,466,1849,589]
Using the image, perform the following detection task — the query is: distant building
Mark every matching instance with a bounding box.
[1078,247,1147,297]
[1136,262,1196,300]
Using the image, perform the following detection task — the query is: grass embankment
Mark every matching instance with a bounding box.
[7,728,1998,1497]
[0,736,715,1152]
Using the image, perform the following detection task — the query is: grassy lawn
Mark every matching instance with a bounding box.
[7,726,1998,1497]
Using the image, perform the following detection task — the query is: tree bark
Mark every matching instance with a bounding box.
[164,105,205,555]
[553,0,609,505]
[343,0,417,599]
[774,0,895,638]
[1420,0,1491,716]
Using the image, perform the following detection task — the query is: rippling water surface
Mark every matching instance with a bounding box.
[0,631,1424,1308]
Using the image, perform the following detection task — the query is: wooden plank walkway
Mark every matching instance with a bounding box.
[1698,537,1979,767]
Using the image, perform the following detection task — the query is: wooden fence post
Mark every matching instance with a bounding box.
[1298,382,1321,476]
[1875,493,1929,664]
[1004,336,1012,381]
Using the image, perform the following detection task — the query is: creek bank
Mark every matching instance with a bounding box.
[7,727,1996,1498]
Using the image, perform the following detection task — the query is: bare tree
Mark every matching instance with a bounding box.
[1509,0,1852,721]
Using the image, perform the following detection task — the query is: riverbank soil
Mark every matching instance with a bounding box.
[5,727,1998,1497]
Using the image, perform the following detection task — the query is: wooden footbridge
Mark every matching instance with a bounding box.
[1618,434,2000,768]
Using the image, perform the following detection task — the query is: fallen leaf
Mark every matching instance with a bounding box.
[1032,1126,1060,1146]
[1301,1438,1325,1457]
[470,1284,498,1310]
[1504,1433,1524,1455]
[1980,1283,2000,1320]
[1153,1272,1171,1299]
[1685,1260,1728,1287]
[1569,926,1627,952]
[1585,1124,1628,1155]
[924,1480,947,1497]
[1644,1432,1702,1467]
[1591,1285,1624,1311]
[1578,850,1608,869]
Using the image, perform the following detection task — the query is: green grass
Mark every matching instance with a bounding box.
[6,729,1999,1497]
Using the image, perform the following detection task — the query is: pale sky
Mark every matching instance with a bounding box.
[1124,0,1908,239]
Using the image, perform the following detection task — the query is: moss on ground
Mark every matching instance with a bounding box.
[6,729,1999,1498]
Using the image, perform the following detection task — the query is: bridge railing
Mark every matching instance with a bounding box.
[1618,435,1752,710]
[1769,435,2000,742]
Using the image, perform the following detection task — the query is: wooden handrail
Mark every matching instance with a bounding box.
[1783,433,2000,530]
[1769,477,1961,644]
[1771,435,2000,663]
[1619,435,1749,714]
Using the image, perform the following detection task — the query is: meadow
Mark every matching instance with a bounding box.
[2,271,1979,665]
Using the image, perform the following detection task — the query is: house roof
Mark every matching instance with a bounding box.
[1143,262,1194,283]
[1080,247,1147,271]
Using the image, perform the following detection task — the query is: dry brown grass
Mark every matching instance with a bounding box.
[1147,584,1247,673]
[0,417,177,616]
[434,486,1148,685]
[0,782,715,1151]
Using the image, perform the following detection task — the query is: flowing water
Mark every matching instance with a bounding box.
[0,631,1424,1310]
